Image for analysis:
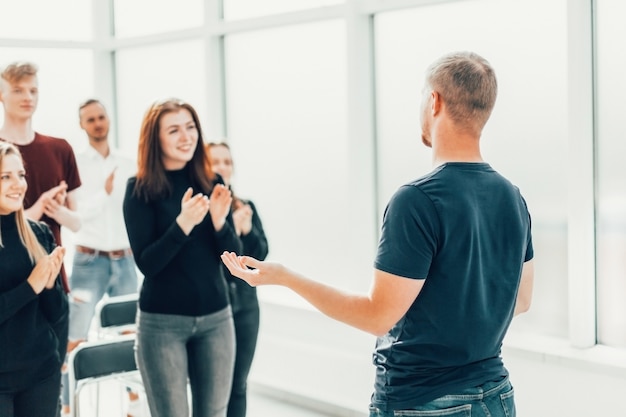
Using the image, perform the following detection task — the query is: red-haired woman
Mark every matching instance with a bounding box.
[123,99,242,417]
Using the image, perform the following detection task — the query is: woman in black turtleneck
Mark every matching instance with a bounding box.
[123,99,242,417]
[207,142,269,417]
[0,142,67,416]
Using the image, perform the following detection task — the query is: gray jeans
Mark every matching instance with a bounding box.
[136,308,235,417]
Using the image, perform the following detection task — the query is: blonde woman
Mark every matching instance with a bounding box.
[0,142,67,416]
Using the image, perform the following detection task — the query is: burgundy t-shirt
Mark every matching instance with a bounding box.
[3,133,82,291]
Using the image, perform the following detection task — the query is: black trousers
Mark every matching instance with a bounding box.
[227,290,260,417]
[0,370,62,417]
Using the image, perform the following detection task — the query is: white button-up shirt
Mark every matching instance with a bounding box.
[74,145,136,251]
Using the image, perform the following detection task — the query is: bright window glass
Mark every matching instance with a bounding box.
[113,0,204,38]
[223,0,343,20]
[595,0,626,348]
[375,0,569,337]
[0,0,91,40]
[115,40,207,157]
[224,21,354,304]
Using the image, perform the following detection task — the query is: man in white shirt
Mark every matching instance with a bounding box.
[61,99,140,415]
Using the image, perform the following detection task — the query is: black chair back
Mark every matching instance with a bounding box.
[99,297,138,328]
[72,338,137,380]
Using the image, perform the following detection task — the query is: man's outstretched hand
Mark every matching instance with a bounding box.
[221,252,261,286]
[221,251,286,287]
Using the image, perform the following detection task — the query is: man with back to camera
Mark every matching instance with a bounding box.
[60,99,141,416]
[221,51,534,416]
[0,60,81,416]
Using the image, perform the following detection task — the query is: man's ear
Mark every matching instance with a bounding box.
[431,91,442,116]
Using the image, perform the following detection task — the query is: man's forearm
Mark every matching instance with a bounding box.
[279,270,382,335]
[24,204,43,221]
[54,207,81,232]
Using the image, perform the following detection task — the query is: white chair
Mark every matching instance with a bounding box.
[69,294,147,416]
[67,334,142,417]
[93,293,139,339]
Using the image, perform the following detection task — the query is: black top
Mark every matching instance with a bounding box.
[123,166,242,316]
[0,212,68,392]
[373,163,533,410]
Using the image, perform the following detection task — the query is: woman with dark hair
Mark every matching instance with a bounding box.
[123,99,242,417]
[0,141,67,417]
[207,142,269,417]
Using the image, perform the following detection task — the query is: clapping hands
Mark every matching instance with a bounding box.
[27,246,66,294]
[175,184,233,235]
[209,184,232,231]
[232,203,253,236]
[30,181,67,221]
[176,187,210,235]
[104,167,117,195]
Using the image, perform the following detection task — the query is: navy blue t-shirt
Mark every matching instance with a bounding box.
[372,163,533,410]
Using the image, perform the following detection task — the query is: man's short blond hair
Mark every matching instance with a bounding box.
[425,52,497,133]
[1,61,38,84]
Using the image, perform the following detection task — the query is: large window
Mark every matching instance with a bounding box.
[223,0,343,20]
[224,20,375,305]
[0,0,91,41]
[115,40,208,157]
[113,0,204,38]
[375,0,569,338]
[595,0,626,348]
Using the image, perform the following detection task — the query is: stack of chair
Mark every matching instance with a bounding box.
[67,294,145,417]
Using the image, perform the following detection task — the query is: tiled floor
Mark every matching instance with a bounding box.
[248,389,337,417]
[73,381,341,417]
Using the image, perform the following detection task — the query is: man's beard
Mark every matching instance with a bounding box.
[91,134,107,142]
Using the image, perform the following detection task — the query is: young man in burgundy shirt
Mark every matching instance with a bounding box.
[0,60,81,417]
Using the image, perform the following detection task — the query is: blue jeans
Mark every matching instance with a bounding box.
[136,308,236,417]
[68,251,138,339]
[369,377,515,417]
[61,251,138,406]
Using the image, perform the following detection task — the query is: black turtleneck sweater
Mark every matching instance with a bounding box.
[0,213,68,392]
[123,167,242,316]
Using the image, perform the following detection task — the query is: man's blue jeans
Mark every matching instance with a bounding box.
[369,377,515,417]
[62,251,138,406]
[68,251,138,339]
[136,308,235,417]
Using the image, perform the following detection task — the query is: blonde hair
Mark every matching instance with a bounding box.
[0,142,47,263]
[425,51,497,133]
[1,61,38,84]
